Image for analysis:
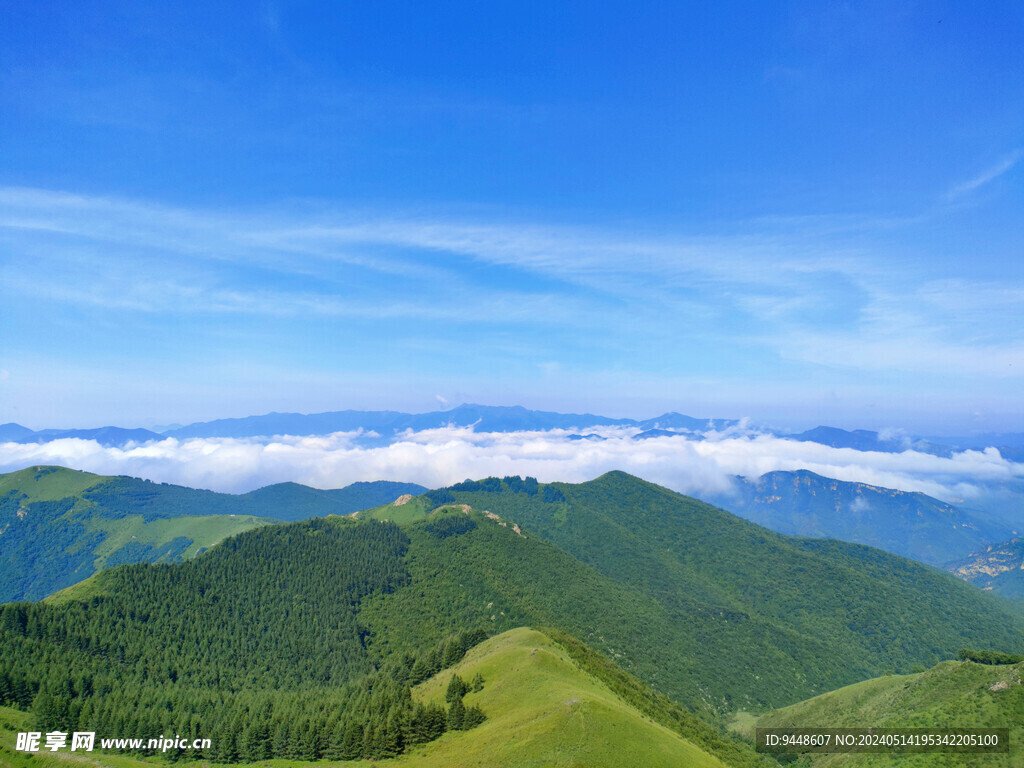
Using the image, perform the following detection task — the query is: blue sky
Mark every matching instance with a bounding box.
[2,1,1023,433]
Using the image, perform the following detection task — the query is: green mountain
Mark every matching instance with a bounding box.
[238,479,428,521]
[709,469,1013,567]
[400,472,1024,710]
[0,465,426,601]
[743,657,1024,767]
[948,537,1024,602]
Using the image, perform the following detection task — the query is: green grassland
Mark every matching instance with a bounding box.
[89,513,276,564]
[0,466,104,502]
[404,627,731,768]
[0,628,758,768]
[358,495,435,523]
[741,659,1024,767]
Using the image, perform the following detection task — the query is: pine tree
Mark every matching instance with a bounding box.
[463,705,486,729]
[341,721,363,760]
[325,721,346,760]
[445,674,468,703]
[447,696,465,730]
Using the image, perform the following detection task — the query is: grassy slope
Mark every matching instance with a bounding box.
[742,660,1024,767]
[406,627,729,768]
[42,572,106,604]
[359,495,435,523]
[0,466,103,501]
[0,628,742,768]
[88,513,276,564]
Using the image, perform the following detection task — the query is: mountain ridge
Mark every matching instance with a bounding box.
[0,466,426,602]
[709,469,1014,567]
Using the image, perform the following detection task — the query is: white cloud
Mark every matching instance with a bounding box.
[849,495,871,513]
[948,151,1022,199]
[1,428,1020,503]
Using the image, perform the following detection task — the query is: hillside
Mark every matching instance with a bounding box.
[744,658,1024,767]
[394,472,1024,710]
[948,537,1024,601]
[708,469,1012,566]
[405,627,750,768]
[0,465,425,601]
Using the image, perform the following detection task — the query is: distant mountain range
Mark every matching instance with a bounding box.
[708,469,1016,567]
[0,405,735,446]
[0,466,425,602]
[5,405,1024,459]
[0,423,163,447]
[159,404,739,440]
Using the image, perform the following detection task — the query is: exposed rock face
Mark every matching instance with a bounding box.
[948,537,1024,587]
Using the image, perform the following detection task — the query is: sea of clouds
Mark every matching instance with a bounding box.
[2,426,1021,505]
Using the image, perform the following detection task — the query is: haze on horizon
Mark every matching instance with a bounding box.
[2,2,1024,436]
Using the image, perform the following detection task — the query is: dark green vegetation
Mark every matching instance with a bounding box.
[0,466,425,601]
[402,472,1024,710]
[708,469,1012,567]
[958,649,1024,665]
[238,479,427,521]
[948,536,1024,602]
[745,658,1024,767]
[0,517,488,762]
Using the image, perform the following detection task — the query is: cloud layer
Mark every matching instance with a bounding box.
[2,427,1020,504]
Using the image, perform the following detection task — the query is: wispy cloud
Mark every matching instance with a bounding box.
[947,150,1022,199]
[0,185,911,329]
